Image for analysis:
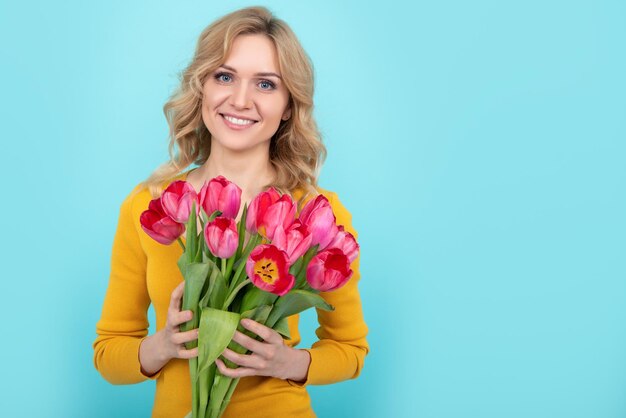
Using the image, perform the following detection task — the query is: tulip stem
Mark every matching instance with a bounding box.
[294,245,318,288]
[222,279,251,310]
[224,255,235,282]
[177,238,186,252]
[229,234,261,290]
[229,258,248,295]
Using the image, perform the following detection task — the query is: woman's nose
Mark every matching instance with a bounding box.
[230,82,252,109]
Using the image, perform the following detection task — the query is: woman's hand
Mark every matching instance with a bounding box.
[215,318,311,382]
[139,281,199,376]
[160,280,200,361]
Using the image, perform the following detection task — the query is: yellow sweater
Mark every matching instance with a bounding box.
[93,171,369,418]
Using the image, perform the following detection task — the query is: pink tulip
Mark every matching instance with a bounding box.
[246,188,280,233]
[246,244,295,296]
[140,198,185,245]
[306,248,353,292]
[199,176,242,219]
[272,220,313,264]
[161,180,198,223]
[298,195,338,249]
[204,217,239,259]
[246,188,296,240]
[326,225,359,263]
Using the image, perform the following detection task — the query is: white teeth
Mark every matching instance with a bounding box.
[223,115,255,126]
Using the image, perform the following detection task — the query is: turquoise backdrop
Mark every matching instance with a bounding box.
[1,0,625,417]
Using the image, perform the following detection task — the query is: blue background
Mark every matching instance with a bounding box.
[1,0,625,417]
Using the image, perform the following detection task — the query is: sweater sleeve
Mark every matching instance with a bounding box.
[93,186,163,384]
[292,191,370,386]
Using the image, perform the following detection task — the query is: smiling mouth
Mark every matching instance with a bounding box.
[220,114,258,126]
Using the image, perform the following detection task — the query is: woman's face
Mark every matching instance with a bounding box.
[201,34,291,155]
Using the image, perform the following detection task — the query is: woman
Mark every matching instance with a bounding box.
[93,6,369,417]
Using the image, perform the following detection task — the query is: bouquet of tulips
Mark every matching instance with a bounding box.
[139,176,358,418]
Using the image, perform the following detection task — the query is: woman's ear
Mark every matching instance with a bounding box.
[281,107,292,121]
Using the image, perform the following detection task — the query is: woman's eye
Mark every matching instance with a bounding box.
[259,80,275,90]
[215,73,232,83]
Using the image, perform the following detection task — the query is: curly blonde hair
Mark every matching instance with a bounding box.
[142,6,326,201]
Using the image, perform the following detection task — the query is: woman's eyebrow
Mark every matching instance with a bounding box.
[219,64,282,80]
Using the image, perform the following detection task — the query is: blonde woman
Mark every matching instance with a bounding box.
[93,6,369,417]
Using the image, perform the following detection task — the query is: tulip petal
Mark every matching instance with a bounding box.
[246,188,281,234]
[306,248,352,292]
[161,180,198,223]
[204,217,238,259]
[140,197,185,245]
[246,244,294,295]
[200,176,242,220]
[298,195,338,249]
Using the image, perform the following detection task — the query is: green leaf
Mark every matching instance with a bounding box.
[199,261,227,309]
[273,317,291,339]
[196,307,240,378]
[222,279,251,310]
[188,357,198,415]
[229,258,245,286]
[240,286,278,313]
[186,201,197,263]
[289,257,304,277]
[294,244,319,288]
[220,377,241,417]
[240,304,272,324]
[198,362,216,418]
[177,253,190,276]
[179,262,210,343]
[235,203,248,260]
[207,209,221,222]
[208,373,232,418]
[197,259,217,303]
[266,289,333,328]
[204,304,271,417]
[194,231,203,263]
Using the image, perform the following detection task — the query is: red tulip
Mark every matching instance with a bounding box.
[326,225,359,263]
[161,180,198,223]
[140,198,185,245]
[246,188,296,240]
[272,220,313,265]
[246,244,295,296]
[306,248,353,292]
[199,176,242,219]
[298,195,338,249]
[204,217,239,259]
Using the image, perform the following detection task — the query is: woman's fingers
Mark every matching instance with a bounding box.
[165,309,192,330]
[172,328,200,345]
[221,347,261,369]
[175,309,194,327]
[159,281,201,360]
[177,346,199,359]
[165,281,194,329]
[232,330,266,356]
[240,319,282,344]
[169,281,185,310]
[215,358,255,378]
[214,320,298,379]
